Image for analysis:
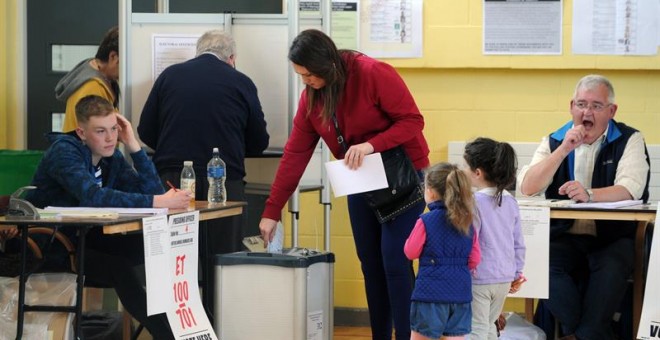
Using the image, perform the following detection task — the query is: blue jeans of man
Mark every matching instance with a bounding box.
[347,193,424,340]
[546,233,634,340]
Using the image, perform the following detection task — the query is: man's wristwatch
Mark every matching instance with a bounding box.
[586,188,594,203]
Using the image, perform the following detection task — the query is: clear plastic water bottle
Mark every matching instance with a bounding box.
[180,161,196,198]
[207,147,226,203]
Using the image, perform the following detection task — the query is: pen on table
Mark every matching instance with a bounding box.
[166,180,179,192]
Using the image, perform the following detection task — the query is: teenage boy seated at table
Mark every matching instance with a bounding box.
[25,94,191,340]
[517,74,650,340]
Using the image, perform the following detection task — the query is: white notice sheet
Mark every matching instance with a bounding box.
[511,206,550,299]
[637,205,660,339]
[572,0,658,55]
[143,214,170,315]
[362,0,423,58]
[152,34,199,81]
[324,153,389,197]
[483,0,562,55]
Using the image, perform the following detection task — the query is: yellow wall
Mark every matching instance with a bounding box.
[0,0,22,149]
[1,2,8,148]
[290,0,660,312]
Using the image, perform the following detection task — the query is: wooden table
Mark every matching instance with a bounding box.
[101,201,245,234]
[0,201,245,340]
[522,203,656,339]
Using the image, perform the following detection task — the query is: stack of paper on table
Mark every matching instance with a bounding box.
[42,206,168,219]
[568,199,643,209]
[516,198,643,209]
[516,198,574,207]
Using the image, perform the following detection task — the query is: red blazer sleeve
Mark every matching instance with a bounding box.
[262,95,320,221]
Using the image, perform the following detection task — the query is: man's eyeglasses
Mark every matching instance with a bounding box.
[573,101,611,113]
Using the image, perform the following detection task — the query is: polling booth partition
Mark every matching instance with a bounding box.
[120,0,332,251]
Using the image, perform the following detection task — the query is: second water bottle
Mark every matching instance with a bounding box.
[180,161,196,197]
[207,147,226,203]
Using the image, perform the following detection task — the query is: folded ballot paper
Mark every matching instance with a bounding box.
[268,221,284,253]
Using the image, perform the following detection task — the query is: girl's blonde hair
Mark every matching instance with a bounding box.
[424,162,474,235]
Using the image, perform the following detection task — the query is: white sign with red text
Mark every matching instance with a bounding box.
[165,211,218,340]
[637,205,660,340]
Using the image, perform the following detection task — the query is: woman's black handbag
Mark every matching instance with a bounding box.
[363,146,423,223]
[331,114,423,223]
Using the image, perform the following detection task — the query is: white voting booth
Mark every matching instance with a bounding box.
[120,1,336,339]
[119,0,333,251]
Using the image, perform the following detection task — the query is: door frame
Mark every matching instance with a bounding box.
[14,2,27,149]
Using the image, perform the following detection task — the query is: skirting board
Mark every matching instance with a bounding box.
[334,307,371,327]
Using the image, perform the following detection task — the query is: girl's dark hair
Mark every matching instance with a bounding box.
[288,29,347,122]
[95,26,118,62]
[424,162,474,235]
[463,137,517,206]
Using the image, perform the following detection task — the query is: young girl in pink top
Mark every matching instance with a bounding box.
[405,162,481,340]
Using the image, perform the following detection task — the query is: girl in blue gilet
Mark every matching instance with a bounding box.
[405,162,481,340]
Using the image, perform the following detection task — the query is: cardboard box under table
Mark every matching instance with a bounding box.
[214,249,334,340]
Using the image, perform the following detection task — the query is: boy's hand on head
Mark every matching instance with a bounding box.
[115,113,141,153]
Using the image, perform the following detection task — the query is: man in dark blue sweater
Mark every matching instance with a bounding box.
[138,29,269,199]
[518,75,650,340]
[137,30,269,317]
[138,30,269,191]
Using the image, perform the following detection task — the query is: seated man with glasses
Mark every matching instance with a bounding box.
[517,74,650,340]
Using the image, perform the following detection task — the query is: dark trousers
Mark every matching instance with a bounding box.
[346,193,424,340]
[84,229,174,340]
[546,234,634,339]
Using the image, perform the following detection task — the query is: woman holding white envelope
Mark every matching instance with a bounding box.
[259,29,429,340]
